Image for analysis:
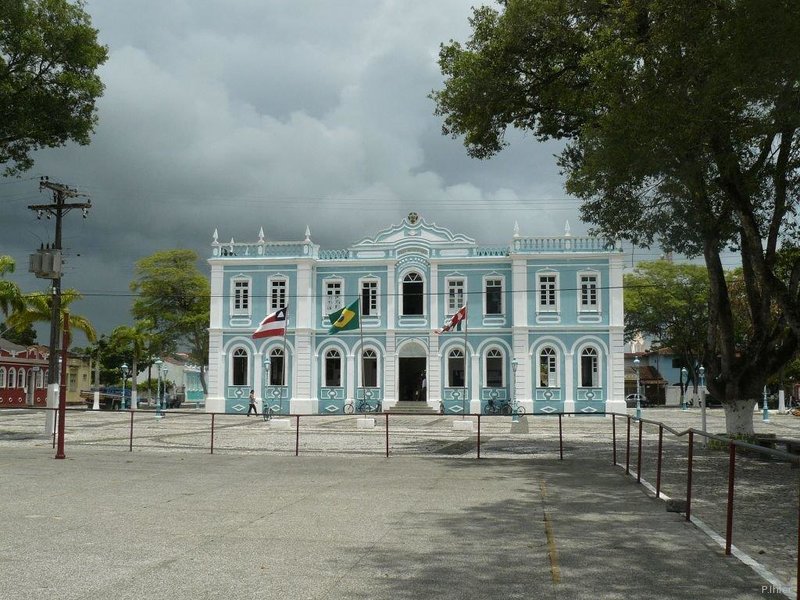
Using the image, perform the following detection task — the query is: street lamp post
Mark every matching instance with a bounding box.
[154,358,163,418]
[121,363,129,410]
[160,364,168,415]
[511,357,519,423]
[699,365,707,442]
[762,385,770,423]
[633,357,641,420]
[680,367,688,411]
[263,356,271,416]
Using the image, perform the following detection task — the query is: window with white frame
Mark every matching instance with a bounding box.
[579,273,599,311]
[448,348,465,387]
[19,368,26,391]
[538,273,558,311]
[0,367,5,387]
[446,278,465,313]
[402,272,424,315]
[324,280,343,315]
[8,368,16,388]
[232,348,248,386]
[485,348,503,388]
[269,348,285,386]
[37,369,44,388]
[270,278,287,311]
[361,280,379,316]
[231,278,250,315]
[325,349,342,387]
[580,347,600,387]
[485,277,503,315]
[538,347,558,387]
[362,349,378,387]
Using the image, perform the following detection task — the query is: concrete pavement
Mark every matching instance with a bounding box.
[0,444,781,600]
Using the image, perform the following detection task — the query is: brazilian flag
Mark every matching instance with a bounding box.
[328,299,360,334]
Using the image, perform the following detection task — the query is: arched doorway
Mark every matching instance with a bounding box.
[398,340,427,402]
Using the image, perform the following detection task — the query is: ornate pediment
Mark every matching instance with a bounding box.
[352,213,475,250]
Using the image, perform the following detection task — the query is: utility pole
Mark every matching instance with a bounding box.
[28,177,91,434]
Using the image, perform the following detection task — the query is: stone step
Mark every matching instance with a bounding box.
[387,402,439,415]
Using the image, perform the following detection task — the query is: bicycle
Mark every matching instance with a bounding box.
[344,398,381,414]
[262,403,276,421]
[483,398,512,416]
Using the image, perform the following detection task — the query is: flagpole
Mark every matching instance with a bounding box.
[281,306,289,390]
[463,301,468,416]
[358,295,365,397]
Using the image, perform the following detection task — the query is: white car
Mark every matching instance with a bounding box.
[625,393,648,407]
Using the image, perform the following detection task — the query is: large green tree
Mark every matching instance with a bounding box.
[0,0,108,175]
[0,256,23,319]
[624,261,710,390]
[109,319,154,408]
[130,250,209,393]
[432,0,800,434]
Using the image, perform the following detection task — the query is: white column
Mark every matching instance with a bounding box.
[292,260,316,413]
[429,333,441,403]
[254,351,263,407]
[385,332,396,405]
[346,350,356,402]
[470,352,481,414]
[564,352,575,414]
[206,261,226,413]
[606,254,627,413]
[511,257,530,405]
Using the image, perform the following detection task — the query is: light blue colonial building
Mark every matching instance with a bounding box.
[206,213,626,415]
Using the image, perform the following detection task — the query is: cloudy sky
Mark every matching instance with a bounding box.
[0,0,651,344]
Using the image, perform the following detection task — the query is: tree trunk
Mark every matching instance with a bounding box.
[200,365,208,395]
[722,397,756,436]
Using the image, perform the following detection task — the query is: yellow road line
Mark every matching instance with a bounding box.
[540,480,561,584]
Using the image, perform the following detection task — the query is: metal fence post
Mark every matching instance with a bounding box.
[626,416,631,475]
[686,431,694,521]
[612,414,617,466]
[656,424,663,498]
[637,419,643,483]
[725,442,736,555]
[295,415,300,456]
[477,414,481,460]
[129,411,134,452]
[558,413,563,460]
[210,413,215,454]
[385,413,389,458]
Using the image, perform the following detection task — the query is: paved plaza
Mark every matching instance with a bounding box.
[1,407,799,599]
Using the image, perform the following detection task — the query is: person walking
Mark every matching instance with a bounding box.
[247,389,258,416]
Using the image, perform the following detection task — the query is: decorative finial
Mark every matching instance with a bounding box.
[564,220,571,237]
[513,221,520,238]
[258,227,265,243]
[304,226,311,242]
[407,212,419,225]
[212,228,218,243]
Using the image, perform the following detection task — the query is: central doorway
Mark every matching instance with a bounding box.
[398,357,426,402]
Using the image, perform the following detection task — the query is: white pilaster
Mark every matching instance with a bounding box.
[564,352,575,414]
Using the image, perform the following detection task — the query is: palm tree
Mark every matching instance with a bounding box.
[0,256,23,322]
[110,319,154,409]
[7,288,97,343]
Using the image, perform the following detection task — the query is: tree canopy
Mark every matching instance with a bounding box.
[0,0,108,175]
[130,249,209,391]
[432,0,800,434]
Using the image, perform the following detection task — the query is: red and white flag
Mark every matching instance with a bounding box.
[252,307,288,339]
[435,304,467,334]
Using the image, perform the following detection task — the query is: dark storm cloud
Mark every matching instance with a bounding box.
[0,0,583,344]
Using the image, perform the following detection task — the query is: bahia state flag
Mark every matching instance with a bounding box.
[435,304,467,334]
[328,299,359,334]
[252,307,288,339]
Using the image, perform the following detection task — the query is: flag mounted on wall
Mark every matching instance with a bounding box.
[435,304,467,334]
[328,299,359,334]
[252,307,288,338]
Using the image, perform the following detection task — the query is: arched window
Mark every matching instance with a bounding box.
[0,367,5,388]
[37,369,44,388]
[402,272,424,315]
[8,368,16,389]
[19,368,26,391]
[448,348,465,387]
[486,348,503,388]
[232,348,248,386]
[580,347,600,387]
[269,348,285,386]
[362,349,378,387]
[539,347,558,388]
[325,349,342,387]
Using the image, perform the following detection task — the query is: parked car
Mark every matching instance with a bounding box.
[625,393,649,408]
